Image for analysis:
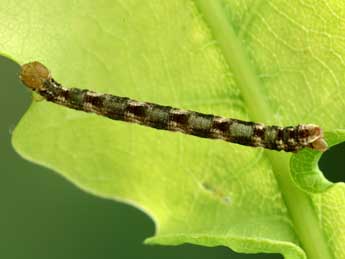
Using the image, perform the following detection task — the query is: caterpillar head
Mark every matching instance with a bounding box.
[20,61,51,91]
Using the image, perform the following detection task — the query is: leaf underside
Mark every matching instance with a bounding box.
[2,0,345,258]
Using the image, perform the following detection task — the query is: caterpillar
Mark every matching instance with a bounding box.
[19,61,327,152]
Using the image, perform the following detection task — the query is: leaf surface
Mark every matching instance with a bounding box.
[2,1,345,258]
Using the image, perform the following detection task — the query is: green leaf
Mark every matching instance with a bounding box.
[290,131,345,193]
[2,0,345,258]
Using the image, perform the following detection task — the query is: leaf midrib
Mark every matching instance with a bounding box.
[193,1,332,258]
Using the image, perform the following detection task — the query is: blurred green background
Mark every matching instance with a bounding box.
[1,56,343,259]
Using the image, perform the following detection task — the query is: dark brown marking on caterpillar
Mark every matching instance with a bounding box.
[19,61,328,152]
[125,100,150,123]
[168,109,190,132]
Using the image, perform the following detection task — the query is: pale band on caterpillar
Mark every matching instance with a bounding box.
[19,61,328,153]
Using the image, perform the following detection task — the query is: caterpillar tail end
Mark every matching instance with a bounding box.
[19,61,51,91]
[304,124,328,152]
[309,137,328,152]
